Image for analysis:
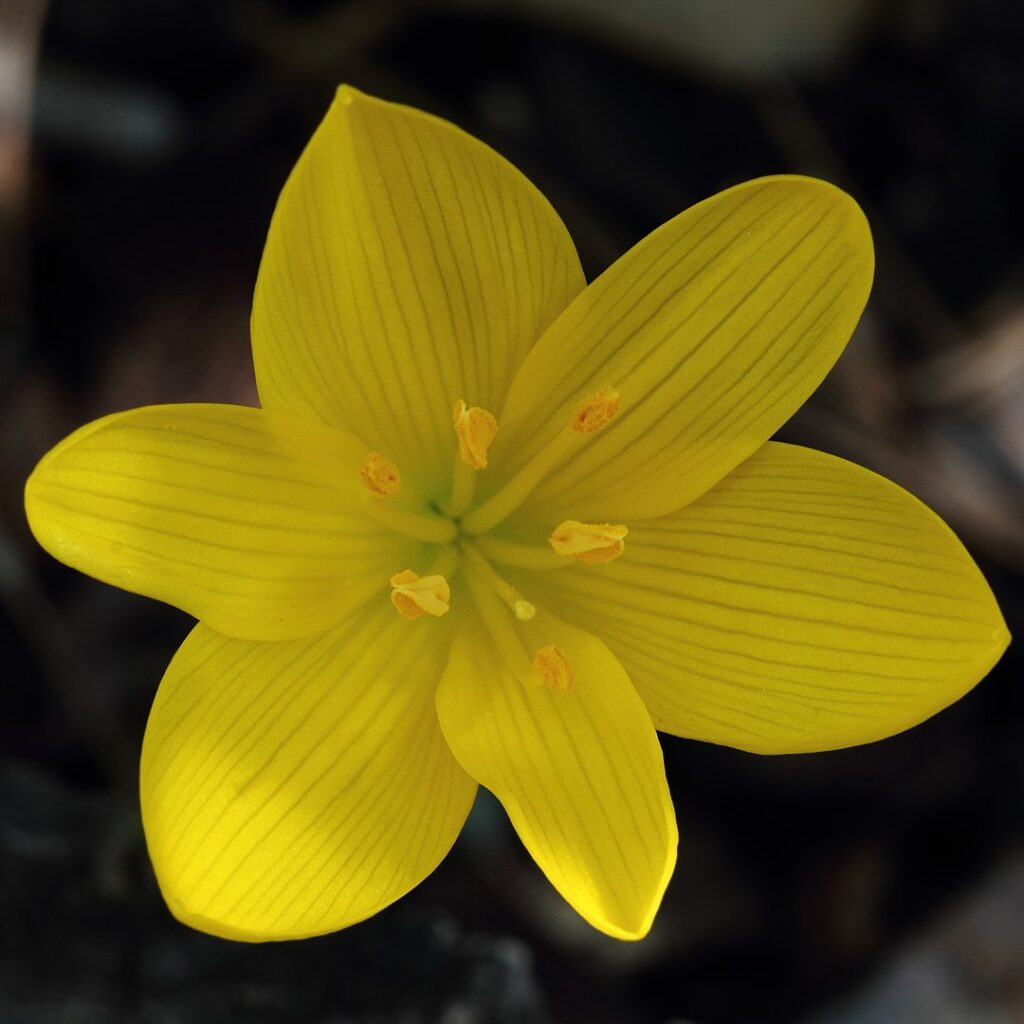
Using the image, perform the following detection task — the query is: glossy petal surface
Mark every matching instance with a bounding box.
[252,86,585,493]
[25,404,414,640]
[437,607,677,939]
[528,443,1009,754]
[488,176,873,521]
[141,604,475,940]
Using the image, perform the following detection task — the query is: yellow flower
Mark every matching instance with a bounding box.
[25,86,1009,943]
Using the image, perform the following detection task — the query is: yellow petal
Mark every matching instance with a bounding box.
[252,86,585,493]
[141,603,475,940]
[25,404,418,640]
[436,607,677,939]
[527,443,1009,754]
[486,176,873,521]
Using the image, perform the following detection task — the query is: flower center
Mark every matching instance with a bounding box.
[361,388,628,686]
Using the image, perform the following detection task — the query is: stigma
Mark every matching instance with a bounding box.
[360,452,401,496]
[390,569,451,620]
[453,399,498,469]
[549,520,628,564]
[531,645,573,691]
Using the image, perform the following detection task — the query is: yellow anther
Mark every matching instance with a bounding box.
[570,386,621,434]
[453,399,498,470]
[360,452,401,497]
[549,521,628,564]
[531,645,573,692]
[390,569,451,620]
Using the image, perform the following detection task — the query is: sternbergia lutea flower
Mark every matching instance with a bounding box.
[25,87,1009,941]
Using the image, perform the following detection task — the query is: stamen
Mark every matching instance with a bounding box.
[461,384,621,536]
[390,569,451,620]
[441,458,476,519]
[463,547,569,693]
[442,400,498,518]
[360,452,400,497]
[570,386,621,434]
[363,499,457,545]
[461,541,535,620]
[453,399,498,469]
[474,534,570,571]
[549,520,628,564]
[462,559,539,681]
[531,645,573,691]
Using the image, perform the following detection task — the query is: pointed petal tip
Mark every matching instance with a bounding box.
[752,173,874,272]
[23,459,46,548]
[159,885,275,943]
[745,171,865,206]
[156,871,374,942]
[147,799,448,942]
[726,603,1010,757]
[731,173,873,262]
[154,863,381,942]
[333,83,377,112]
[334,83,360,105]
[24,409,125,559]
[594,822,679,942]
[25,405,127,500]
[981,617,1012,675]
[995,617,1012,650]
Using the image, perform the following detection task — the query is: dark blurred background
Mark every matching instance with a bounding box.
[1,1,1023,1022]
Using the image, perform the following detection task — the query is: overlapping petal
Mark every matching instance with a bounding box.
[485,176,873,521]
[24,404,415,640]
[527,443,1009,754]
[252,86,585,493]
[141,603,475,941]
[436,606,677,939]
